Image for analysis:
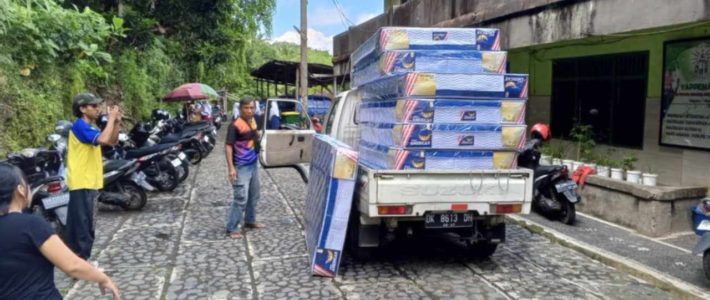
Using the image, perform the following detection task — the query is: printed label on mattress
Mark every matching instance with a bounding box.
[460,110,477,121]
[504,75,529,99]
[332,151,358,179]
[432,31,448,41]
[395,100,435,122]
[476,29,500,51]
[395,124,433,147]
[393,149,426,170]
[313,248,340,277]
[458,135,475,146]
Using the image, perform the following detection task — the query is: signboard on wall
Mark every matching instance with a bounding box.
[661,38,710,150]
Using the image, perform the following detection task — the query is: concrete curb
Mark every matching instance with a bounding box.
[507,214,710,300]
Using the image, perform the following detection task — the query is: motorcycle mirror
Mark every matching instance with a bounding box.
[119,133,129,142]
[47,134,61,143]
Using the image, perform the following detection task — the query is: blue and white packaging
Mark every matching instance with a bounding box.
[360,73,528,100]
[351,27,501,67]
[358,141,518,170]
[304,134,359,277]
[358,99,526,124]
[352,50,507,87]
[360,123,527,150]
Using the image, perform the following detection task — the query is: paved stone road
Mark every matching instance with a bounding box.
[57,131,676,300]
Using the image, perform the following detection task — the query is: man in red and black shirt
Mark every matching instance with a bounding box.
[224,97,265,239]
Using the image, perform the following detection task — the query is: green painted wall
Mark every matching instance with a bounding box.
[508,22,710,98]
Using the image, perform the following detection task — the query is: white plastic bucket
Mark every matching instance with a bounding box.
[597,166,610,177]
[626,170,641,184]
[642,173,658,186]
[610,168,624,180]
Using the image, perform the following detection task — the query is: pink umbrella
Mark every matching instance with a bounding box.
[163,83,219,102]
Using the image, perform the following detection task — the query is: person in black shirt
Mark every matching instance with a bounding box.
[0,163,120,299]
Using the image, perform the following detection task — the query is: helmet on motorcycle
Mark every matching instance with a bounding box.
[530,123,551,141]
[152,109,170,121]
[54,120,73,138]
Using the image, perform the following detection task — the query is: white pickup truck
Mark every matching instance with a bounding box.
[258,90,533,258]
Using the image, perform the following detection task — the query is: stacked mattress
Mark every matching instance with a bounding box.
[304,134,358,277]
[351,27,528,170]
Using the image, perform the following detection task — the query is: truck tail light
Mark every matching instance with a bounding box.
[451,204,468,212]
[492,203,522,214]
[377,205,411,215]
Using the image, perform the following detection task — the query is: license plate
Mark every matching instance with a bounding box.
[171,158,182,167]
[698,220,710,231]
[42,193,70,209]
[424,212,473,229]
[178,152,187,160]
[204,136,209,142]
[555,181,577,192]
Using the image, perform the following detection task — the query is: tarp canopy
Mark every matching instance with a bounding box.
[250,60,335,87]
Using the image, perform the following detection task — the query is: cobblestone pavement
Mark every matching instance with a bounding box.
[59,131,676,300]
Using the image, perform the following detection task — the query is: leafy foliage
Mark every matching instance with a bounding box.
[0,0,334,155]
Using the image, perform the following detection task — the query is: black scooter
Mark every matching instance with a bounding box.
[517,132,580,225]
[99,159,148,210]
[5,149,69,233]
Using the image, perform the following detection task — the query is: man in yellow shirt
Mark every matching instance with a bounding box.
[64,93,122,260]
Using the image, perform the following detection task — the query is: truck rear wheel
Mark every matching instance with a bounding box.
[346,211,377,261]
[468,242,499,258]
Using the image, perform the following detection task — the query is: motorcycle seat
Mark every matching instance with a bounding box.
[104,159,134,173]
[125,143,175,159]
[535,165,564,178]
[160,134,181,143]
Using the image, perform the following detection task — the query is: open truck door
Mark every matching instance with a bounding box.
[259,98,315,181]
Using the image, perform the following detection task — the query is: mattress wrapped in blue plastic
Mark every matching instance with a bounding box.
[358,141,518,170]
[352,50,507,87]
[360,73,528,100]
[358,99,526,124]
[351,27,501,67]
[360,123,527,150]
[304,134,359,277]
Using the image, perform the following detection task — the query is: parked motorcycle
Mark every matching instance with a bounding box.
[99,158,148,210]
[5,149,68,233]
[48,122,155,210]
[517,123,579,224]
[692,198,710,280]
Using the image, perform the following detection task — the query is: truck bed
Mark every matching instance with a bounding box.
[355,164,533,217]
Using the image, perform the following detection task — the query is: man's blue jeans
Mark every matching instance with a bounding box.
[225,163,260,233]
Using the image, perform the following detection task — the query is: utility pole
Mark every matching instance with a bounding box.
[300,0,309,113]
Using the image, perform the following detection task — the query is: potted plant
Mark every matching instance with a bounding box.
[570,124,596,173]
[548,143,566,166]
[642,166,659,186]
[609,159,624,180]
[539,144,552,165]
[595,157,612,177]
[622,154,640,184]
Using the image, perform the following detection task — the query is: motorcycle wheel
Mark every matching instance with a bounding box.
[554,191,577,225]
[177,160,189,183]
[184,148,201,165]
[154,158,179,192]
[704,250,710,280]
[118,181,147,211]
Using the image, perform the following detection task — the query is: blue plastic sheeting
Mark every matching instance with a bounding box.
[358,140,518,170]
[304,134,359,277]
[352,50,507,87]
[359,122,527,150]
[360,73,529,100]
[358,98,526,124]
[351,27,501,67]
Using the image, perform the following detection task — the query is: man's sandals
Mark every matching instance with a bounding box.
[227,224,265,239]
